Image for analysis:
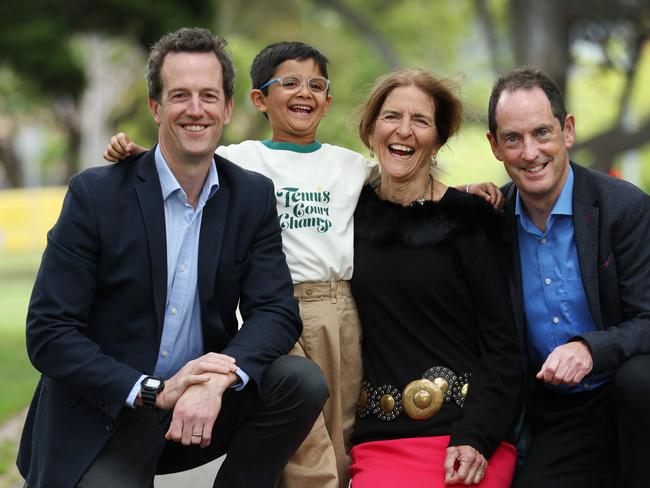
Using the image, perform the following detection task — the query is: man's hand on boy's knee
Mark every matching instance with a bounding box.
[165,371,240,448]
[536,341,593,385]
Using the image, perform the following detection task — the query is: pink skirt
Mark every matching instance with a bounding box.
[350,436,516,488]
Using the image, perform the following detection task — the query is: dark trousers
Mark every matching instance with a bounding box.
[74,355,328,488]
[515,354,650,488]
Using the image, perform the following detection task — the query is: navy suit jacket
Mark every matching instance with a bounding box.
[503,161,650,376]
[17,149,300,488]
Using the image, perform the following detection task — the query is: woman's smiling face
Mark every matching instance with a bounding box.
[370,85,440,183]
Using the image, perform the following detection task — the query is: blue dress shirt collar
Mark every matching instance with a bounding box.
[515,165,574,235]
[154,145,220,204]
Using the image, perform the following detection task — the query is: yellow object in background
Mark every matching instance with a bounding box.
[0,187,66,252]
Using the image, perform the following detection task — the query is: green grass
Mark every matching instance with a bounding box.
[0,329,37,424]
[0,252,39,483]
[0,439,17,477]
[0,251,40,425]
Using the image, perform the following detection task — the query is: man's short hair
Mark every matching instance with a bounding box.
[488,67,567,136]
[250,41,329,95]
[146,27,235,102]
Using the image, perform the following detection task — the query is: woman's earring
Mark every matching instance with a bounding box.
[429,154,438,168]
[370,149,375,159]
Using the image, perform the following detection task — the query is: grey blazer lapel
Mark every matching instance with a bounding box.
[134,150,167,335]
[571,163,602,328]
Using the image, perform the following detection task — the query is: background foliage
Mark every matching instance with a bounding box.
[0,0,649,189]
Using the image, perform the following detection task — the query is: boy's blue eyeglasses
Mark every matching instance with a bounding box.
[259,75,330,94]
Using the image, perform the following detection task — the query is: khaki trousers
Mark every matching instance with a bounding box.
[280,281,363,488]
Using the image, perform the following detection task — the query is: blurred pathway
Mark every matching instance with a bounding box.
[0,409,27,488]
[0,409,221,488]
[154,458,223,487]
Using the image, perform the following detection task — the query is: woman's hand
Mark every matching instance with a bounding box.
[102,132,146,162]
[465,182,504,211]
[444,444,487,485]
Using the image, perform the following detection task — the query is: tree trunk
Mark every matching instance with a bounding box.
[313,0,401,70]
[77,34,144,170]
[510,0,571,92]
[0,138,23,188]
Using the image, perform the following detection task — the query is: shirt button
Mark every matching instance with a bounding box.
[552,317,560,324]
[105,423,113,432]
[583,383,590,390]
[161,350,169,358]
[171,308,177,316]
[540,238,547,244]
[544,278,552,285]
[180,264,187,273]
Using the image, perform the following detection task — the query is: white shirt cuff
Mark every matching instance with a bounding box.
[125,374,147,408]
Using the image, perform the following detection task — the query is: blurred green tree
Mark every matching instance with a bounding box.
[0,0,215,184]
[502,0,650,173]
[0,0,649,187]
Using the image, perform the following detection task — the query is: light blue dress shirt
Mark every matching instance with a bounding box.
[126,147,247,406]
[517,167,610,393]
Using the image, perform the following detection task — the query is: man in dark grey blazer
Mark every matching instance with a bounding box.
[487,67,650,488]
[18,27,328,488]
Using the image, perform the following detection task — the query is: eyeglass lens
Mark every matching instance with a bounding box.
[279,76,329,93]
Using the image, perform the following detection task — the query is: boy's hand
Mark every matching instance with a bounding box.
[465,182,504,211]
[103,132,146,162]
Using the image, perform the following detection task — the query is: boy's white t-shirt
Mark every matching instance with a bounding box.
[216,140,377,283]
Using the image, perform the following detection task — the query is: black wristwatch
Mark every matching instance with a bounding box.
[140,376,165,410]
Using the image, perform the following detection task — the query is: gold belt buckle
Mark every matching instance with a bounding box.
[402,379,444,420]
[356,368,472,422]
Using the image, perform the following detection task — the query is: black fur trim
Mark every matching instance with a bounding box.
[354,185,507,247]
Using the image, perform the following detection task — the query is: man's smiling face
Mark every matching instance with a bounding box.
[488,86,575,209]
[149,51,233,166]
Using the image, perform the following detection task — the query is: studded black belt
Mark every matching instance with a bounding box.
[357,366,471,422]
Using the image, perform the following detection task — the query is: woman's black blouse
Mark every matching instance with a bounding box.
[351,185,521,458]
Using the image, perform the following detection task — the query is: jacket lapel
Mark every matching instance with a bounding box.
[503,183,527,348]
[134,149,167,336]
[571,163,602,328]
[198,156,229,304]
[197,156,232,348]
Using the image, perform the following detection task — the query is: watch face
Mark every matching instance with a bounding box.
[145,378,162,389]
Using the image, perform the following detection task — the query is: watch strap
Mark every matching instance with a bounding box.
[140,376,164,410]
[141,387,158,410]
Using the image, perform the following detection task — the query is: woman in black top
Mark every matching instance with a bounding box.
[349,69,521,487]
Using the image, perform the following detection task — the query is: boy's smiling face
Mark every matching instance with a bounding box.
[250,58,331,144]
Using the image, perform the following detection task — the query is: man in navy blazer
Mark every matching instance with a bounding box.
[487,68,650,488]
[18,27,328,488]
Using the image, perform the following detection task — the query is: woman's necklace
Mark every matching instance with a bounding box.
[411,174,434,206]
[376,174,434,206]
